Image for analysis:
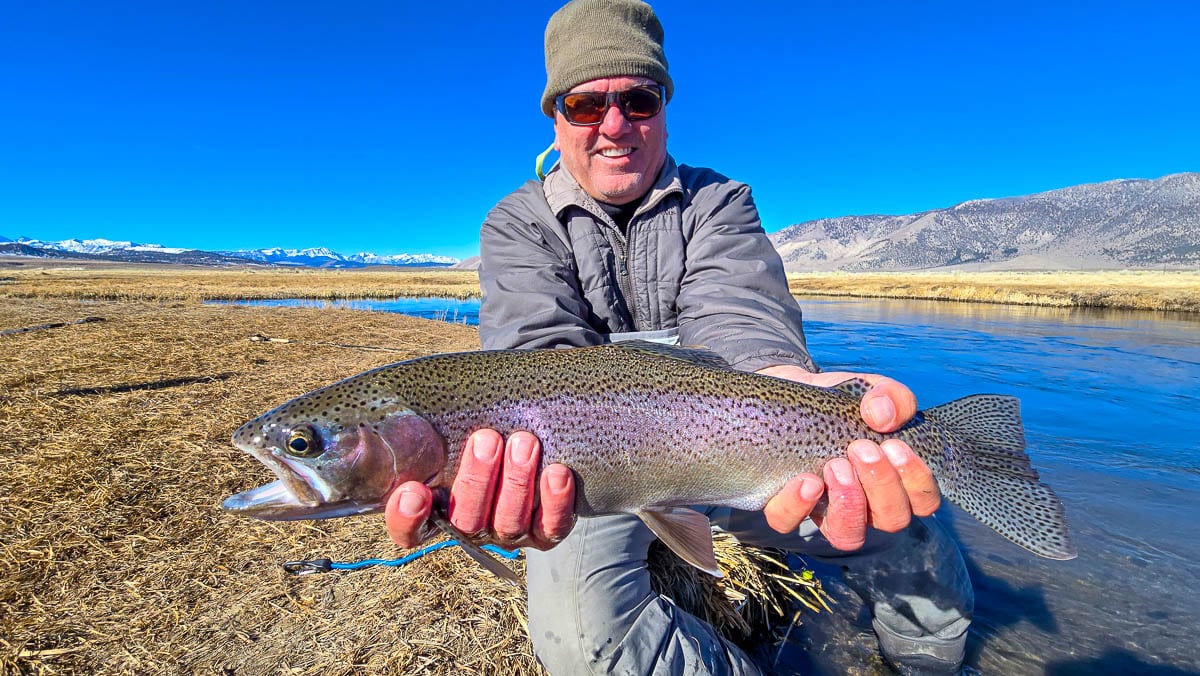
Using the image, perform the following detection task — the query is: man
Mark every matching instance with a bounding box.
[386,1,973,673]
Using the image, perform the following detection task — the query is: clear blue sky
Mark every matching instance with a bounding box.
[2,1,1197,260]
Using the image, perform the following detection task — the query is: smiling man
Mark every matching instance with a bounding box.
[552,76,668,205]
[385,1,974,674]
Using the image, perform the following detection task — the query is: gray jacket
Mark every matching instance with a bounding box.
[478,155,817,373]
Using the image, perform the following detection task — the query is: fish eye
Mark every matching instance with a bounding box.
[284,426,321,457]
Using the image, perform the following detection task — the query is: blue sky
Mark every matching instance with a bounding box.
[2,1,1197,260]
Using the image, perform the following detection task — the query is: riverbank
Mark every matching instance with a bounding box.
[0,258,481,301]
[0,297,505,674]
[787,270,1200,313]
[3,259,1197,312]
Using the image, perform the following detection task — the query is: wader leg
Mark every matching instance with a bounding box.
[716,508,973,674]
[526,513,767,676]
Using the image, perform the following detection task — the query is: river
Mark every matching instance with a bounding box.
[788,298,1200,675]
[220,296,1200,674]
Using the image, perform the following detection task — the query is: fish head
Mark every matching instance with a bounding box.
[222,379,446,521]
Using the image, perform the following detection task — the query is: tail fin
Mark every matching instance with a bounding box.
[910,395,1076,560]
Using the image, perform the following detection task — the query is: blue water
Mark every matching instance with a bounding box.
[210,296,481,325]
[226,295,1200,673]
[795,299,1200,675]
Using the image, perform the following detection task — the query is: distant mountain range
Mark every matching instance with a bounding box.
[0,237,459,269]
[5,173,1196,272]
[770,172,1199,271]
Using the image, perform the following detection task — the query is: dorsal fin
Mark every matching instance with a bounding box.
[611,341,732,370]
[830,377,873,399]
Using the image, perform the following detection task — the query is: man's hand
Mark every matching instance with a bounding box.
[755,365,942,551]
[384,429,576,550]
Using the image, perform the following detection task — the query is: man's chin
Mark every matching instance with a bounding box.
[596,179,649,204]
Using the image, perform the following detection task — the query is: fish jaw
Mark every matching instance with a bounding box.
[220,480,382,520]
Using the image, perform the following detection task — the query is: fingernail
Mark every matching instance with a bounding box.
[547,466,571,494]
[509,436,534,466]
[882,441,909,467]
[472,434,500,462]
[799,476,824,501]
[866,396,896,428]
[853,441,882,463]
[829,458,854,485]
[398,489,426,516]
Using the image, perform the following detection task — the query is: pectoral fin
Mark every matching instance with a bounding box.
[429,510,522,584]
[635,507,723,578]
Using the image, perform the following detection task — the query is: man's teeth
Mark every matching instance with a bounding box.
[599,148,633,158]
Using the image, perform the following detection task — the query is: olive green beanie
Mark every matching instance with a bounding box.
[541,0,673,118]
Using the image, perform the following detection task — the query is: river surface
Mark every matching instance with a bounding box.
[221,296,1200,674]
[782,299,1200,675]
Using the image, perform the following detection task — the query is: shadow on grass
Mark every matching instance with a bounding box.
[53,372,237,396]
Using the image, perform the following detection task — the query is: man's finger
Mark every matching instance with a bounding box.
[819,458,868,551]
[492,432,540,542]
[529,463,576,549]
[384,481,432,549]
[881,439,941,516]
[448,429,505,535]
[764,474,825,534]
[860,378,918,433]
[847,439,911,533]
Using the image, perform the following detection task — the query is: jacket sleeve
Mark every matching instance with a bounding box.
[675,178,820,373]
[478,194,605,351]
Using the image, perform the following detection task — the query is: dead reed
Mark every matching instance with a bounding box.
[0,261,481,301]
[786,270,1200,313]
[3,260,1197,313]
[0,296,825,674]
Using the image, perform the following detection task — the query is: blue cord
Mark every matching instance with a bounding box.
[331,541,520,570]
[283,541,521,575]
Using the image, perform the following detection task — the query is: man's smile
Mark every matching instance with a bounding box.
[597,147,635,158]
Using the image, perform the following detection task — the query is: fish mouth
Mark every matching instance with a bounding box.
[221,481,380,520]
[222,432,346,520]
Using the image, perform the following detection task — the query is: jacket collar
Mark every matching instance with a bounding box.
[544,155,683,222]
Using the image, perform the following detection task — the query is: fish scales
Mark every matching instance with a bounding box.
[224,341,1076,575]
[362,345,867,513]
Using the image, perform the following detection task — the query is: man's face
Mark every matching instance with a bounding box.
[553,76,668,206]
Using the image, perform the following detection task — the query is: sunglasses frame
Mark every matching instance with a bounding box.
[554,84,666,127]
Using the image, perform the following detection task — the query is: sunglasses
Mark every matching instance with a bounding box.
[555,84,666,126]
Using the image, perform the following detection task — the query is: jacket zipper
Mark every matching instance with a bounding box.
[605,224,638,331]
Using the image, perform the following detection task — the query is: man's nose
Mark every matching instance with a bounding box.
[598,101,632,136]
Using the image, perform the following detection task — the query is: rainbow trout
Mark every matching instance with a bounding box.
[223,342,1076,578]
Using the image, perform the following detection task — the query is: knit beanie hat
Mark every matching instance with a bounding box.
[541,0,673,118]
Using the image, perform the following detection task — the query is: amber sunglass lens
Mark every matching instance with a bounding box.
[621,88,662,120]
[563,93,606,125]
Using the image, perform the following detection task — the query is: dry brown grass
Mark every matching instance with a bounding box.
[4,260,1198,313]
[0,260,481,301]
[0,294,825,674]
[787,270,1200,312]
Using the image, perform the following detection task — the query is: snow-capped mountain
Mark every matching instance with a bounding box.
[16,237,189,255]
[0,237,459,268]
[222,246,457,267]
